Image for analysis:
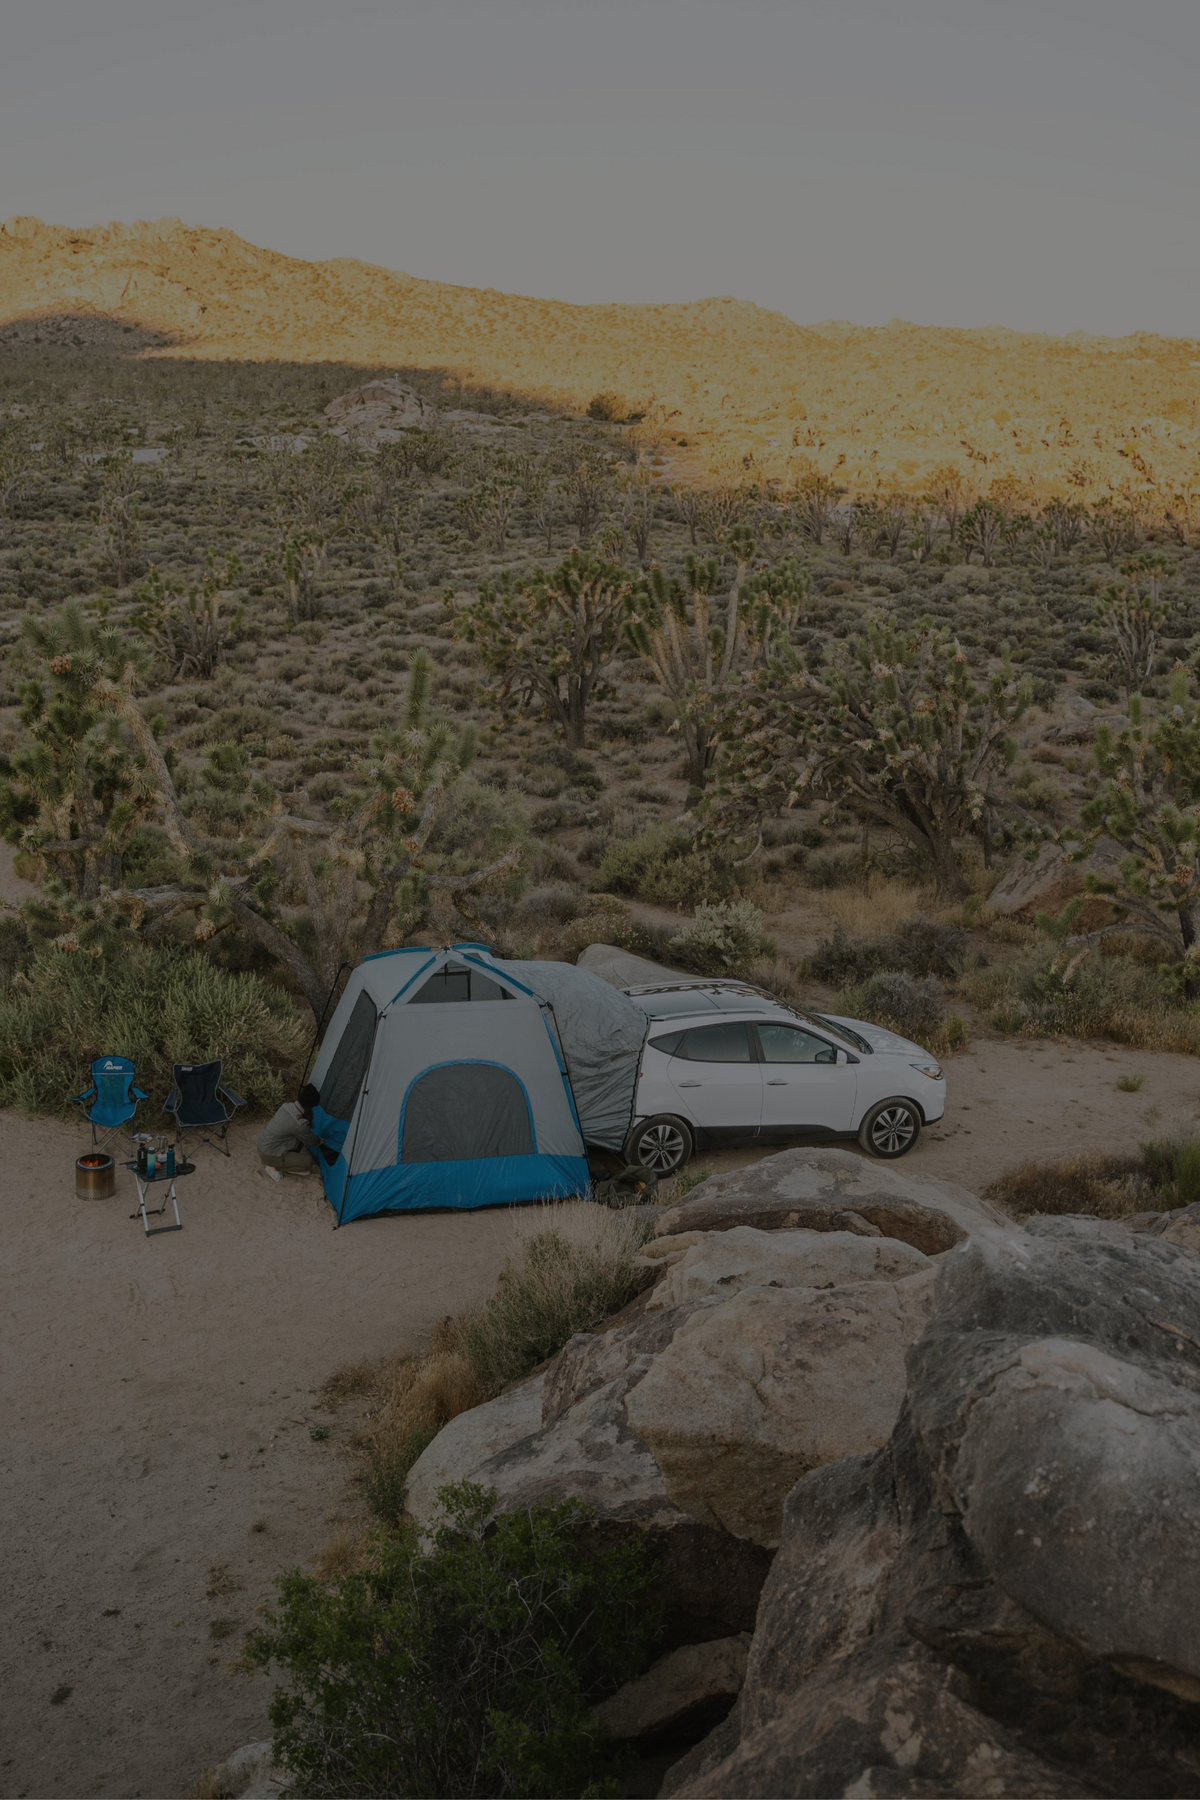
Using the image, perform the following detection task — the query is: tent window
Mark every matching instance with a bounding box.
[321,991,377,1122]
[409,962,510,1003]
[401,1063,534,1163]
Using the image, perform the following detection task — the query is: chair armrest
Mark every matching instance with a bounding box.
[70,1086,97,1107]
[162,1088,180,1114]
[218,1084,247,1109]
[133,1086,148,1102]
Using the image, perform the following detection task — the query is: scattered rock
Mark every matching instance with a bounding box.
[205,1740,283,1800]
[643,1225,930,1311]
[671,1220,1200,1797]
[323,378,431,436]
[594,1635,750,1743]
[625,1270,936,1546]
[655,1147,1005,1252]
[1125,1200,1200,1255]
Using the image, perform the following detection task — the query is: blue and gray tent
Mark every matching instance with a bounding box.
[309,945,649,1223]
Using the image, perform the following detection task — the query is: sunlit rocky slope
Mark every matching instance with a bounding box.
[2,213,1198,497]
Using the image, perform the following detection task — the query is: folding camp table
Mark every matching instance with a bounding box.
[124,1158,193,1236]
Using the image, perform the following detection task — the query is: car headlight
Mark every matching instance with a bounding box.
[909,1061,944,1081]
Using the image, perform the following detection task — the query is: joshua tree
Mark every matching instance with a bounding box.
[454,549,634,749]
[626,549,808,789]
[1060,673,1200,985]
[133,552,245,680]
[708,617,1028,894]
[0,604,156,898]
[1093,566,1169,698]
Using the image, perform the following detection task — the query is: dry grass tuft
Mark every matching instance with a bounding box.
[319,1357,380,1407]
[208,1618,238,1642]
[312,1531,372,1583]
[205,1559,240,1599]
[820,877,937,939]
[984,1150,1152,1220]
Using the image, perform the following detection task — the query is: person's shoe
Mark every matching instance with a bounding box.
[263,1165,283,1183]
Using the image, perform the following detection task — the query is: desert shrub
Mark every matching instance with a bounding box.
[596,823,727,909]
[972,949,1200,1055]
[984,1133,1200,1220]
[586,390,627,422]
[247,1481,659,1799]
[668,899,776,975]
[804,850,864,889]
[812,915,971,987]
[516,884,584,929]
[0,943,304,1113]
[550,899,678,967]
[810,924,886,987]
[836,970,966,1056]
[457,1207,653,1397]
[983,1151,1151,1220]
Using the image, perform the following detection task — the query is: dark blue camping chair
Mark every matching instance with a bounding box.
[162,1061,246,1158]
[71,1055,147,1154]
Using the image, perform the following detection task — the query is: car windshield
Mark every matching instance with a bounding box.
[797,1011,874,1054]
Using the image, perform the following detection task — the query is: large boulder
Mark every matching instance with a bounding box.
[989,835,1125,923]
[323,378,431,437]
[405,1306,773,1645]
[402,1373,545,1526]
[671,1219,1200,1797]
[643,1225,930,1312]
[625,1270,936,1546]
[656,1147,1007,1253]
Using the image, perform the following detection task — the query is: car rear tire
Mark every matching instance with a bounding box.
[858,1098,921,1159]
[624,1115,694,1177]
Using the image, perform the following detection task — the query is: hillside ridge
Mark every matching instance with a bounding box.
[2,214,1198,496]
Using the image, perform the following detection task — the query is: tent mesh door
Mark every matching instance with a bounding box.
[401,1063,533,1163]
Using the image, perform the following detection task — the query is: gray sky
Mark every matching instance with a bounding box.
[2,0,1197,337]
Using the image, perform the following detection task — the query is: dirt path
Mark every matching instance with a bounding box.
[4,1033,1199,1797]
[0,1116,526,1800]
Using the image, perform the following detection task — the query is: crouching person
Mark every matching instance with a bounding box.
[258,1083,322,1181]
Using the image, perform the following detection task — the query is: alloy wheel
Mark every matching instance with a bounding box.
[869,1105,917,1155]
[636,1122,688,1173]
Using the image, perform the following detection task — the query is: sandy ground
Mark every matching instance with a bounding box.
[1,1117,528,1800]
[3,1034,1200,1797]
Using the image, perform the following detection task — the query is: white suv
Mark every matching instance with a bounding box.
[620,981,945,1174]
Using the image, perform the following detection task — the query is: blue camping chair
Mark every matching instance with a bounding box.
[162,1061,246,1158]
[71,1055,147,1154]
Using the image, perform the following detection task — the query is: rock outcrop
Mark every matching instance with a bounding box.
[655,1147,1007,1251]
[626,1270,936,1545]
[671,1218,1200,1797]
[642,1224,930,1311]
[323,377,431,437]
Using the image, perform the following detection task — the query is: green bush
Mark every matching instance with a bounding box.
[0,943,304,1113]
[596,824,726,910]
[668,900,775,975]
[458,1210,653,1397]
[247,1481,660,1799]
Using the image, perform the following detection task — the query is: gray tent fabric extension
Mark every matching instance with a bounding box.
[500,959,649,1152]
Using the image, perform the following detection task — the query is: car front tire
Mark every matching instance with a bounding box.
[858,1098,922,1159]
[624,1115,694,1177]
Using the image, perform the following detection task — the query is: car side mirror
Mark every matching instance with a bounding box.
[837,1048,860,1065]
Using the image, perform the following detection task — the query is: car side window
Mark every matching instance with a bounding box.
[649,1030,686,1056]
[678,1022,752,1063]
[756,1023,837,1065]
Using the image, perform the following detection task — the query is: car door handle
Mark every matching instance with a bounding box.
[766,1079,789,1086]
[676,1081,702,1088]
